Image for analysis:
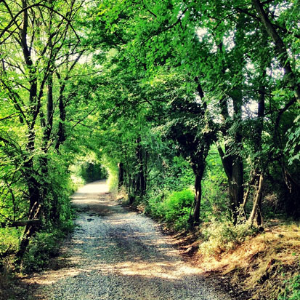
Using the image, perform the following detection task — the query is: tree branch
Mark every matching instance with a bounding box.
[252,0,300,102]
[0,1,80,44]
[0,113,17,122]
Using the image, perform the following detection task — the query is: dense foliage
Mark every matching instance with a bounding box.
[0,0,299,281]
[89,0,299,227]
[0,0,101,265]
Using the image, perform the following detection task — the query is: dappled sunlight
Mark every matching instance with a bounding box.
[105,260,202,279]
[22,180,228,299]
[23,250,204,286]
[25,269,81,285]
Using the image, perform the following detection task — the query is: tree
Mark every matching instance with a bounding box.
[0,0,91,259]
[92,0,300,224]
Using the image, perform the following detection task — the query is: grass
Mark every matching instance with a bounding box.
[193,220,300,299]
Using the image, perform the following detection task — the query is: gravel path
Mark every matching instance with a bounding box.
[24,181,231,300]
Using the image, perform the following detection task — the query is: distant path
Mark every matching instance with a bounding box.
[24,180,231,300]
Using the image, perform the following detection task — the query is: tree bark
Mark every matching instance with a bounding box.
[248,173,264,226]
[192,164,205,226]
[118,162,125,189]
[16,202,42,264]
[218,146,244,224]
[56,90,67,149]
[230,154,244,218]
[45,73,54,142]
[245,68,266,224]
[134,137,146,197]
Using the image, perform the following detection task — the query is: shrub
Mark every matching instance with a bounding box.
[200,218,258,255]
[0,228,22,271]
[163,189,194,226]
[21,226,72,273]
[146,189,194,231]
[145,192,168,219]
[0,228,22,257]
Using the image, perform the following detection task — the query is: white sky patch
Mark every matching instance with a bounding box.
[196,27,218,52]
[243,100,258,119]
[267,60,285,80]
[196,27,208,42]
[196,27,237,54]
[246,29,256,36]
[227,97,234,118]
[269,1,294,20]
[223,30,235,52]
[78,53,93,64]
[246,60,256,72]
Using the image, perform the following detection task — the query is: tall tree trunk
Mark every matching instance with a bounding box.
[41,71,58,222]
[254,72,265,225]
[134,137,146,198]
[44,72,54,143]
[218,78,245,223]
[118,162,125,189]
[56,94,66,149]
[17,2,43,262]
[189,140,210,226]
[16,158,42,263]
[24,160,41,215]
[230,154,244,220]
[218,132,244,223]
[55,73,67,150]
[245,68,266,224]
[248,173,264,226]
[21,0,41,215]
[192,163,206,226]
[218,144,244,224]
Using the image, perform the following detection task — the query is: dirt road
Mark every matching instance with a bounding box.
[23,180,231,300]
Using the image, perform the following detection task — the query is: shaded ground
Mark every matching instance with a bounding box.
[11,181,231,300]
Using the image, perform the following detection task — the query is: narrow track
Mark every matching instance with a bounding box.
[24,181,231,300]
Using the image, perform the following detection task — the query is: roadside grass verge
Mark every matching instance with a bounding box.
[193,220,300,300]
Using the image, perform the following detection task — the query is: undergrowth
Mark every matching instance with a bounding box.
[0,221,74,275]
[20,218,74,273]
[279,273,300,300]
[200,218,259,255]
[0,228,22,258]
[145,189,194,231]
[0,228,22,275]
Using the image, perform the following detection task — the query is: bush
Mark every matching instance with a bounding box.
[145,192,166,219]
[0,228,22,257]
[0,228,22,271]
[21,226,72,273]
[200,218,258,255]
[146,189,194,230]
